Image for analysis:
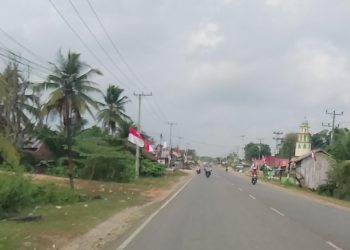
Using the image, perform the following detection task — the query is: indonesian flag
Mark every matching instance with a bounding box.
[311,151,317,161]
[144,140,155,153]
[128,127,144,147]
[172,148,181,158]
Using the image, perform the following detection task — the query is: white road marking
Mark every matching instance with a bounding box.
[249,194,256,200]
[231,183,235,186]
[326,241,343,250]
[238,187,243,191]
[270,207,285,217]
[116,178,193,250]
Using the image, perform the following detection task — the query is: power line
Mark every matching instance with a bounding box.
[67,0,142,92]
[85,0,168,122]
[0,26,47,64]
[322,109,343,143]
[0,52,48,79]
[48,0,124,87]
[0,47,51,72]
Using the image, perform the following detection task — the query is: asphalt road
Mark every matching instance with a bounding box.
[114,167,350,250]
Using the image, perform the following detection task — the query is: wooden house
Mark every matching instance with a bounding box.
[294,149,333,189]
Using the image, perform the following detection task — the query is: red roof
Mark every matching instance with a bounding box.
[253,156,289,168]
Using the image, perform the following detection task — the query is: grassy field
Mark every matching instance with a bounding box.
[0,171,187,250]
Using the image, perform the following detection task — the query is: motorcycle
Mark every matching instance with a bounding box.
[196,168,201,174]
[251,174,258,185]
[205,169,212,178]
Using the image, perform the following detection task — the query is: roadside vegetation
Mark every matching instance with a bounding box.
[0,51,168,223]
[0,171,186,250]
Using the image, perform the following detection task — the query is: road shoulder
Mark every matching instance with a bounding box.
[62,171,193,250]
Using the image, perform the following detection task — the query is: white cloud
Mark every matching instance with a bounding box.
[187,22,224,52]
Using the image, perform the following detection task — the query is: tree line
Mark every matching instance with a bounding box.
[0,50,161,189]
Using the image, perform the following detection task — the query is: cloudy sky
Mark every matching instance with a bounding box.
[1,0,350,156]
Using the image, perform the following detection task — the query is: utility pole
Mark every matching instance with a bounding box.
[257,138,264,160]
[273,131,283,156]
[240,135,245,159]
[322,110,343,143]
[168,122,177,150]
[167,122,177,168]
[134,92,152,179]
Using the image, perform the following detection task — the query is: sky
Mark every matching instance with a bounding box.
[1,0,350,157]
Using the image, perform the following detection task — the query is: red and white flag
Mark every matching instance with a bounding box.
[311,151,317,161]
[128,127,144,147]
[144,140,155,153]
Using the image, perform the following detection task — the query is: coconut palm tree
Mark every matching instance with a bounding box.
[97,85,130,134]
[36,50,102,189]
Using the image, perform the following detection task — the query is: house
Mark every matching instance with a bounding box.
[294,149,333,190]
[252,156,289,170]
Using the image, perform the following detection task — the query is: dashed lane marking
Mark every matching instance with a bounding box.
[249,194,256,200]
[270,207,285,217]
[326,241,343,250]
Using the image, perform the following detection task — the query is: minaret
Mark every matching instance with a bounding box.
[295,121,311,157]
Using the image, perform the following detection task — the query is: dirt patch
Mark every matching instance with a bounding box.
[61,174,192,250]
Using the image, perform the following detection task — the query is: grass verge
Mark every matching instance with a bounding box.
[0,170,187,250]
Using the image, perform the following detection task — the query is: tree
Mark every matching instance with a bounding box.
[0,62,39,145]
[244,142,271,161]
[117,119,135,139]
[227,152,239,165]
[97,85,130,134]
[35,51,102,189]
[328,128,350,162]
[311,129,330,149]
[278,133,297,158]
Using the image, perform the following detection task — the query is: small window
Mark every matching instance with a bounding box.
[303,144,306,149]
[298,143,301,148]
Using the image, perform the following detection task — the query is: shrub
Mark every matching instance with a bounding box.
[329,160,350,200]
[0,173,33,216]
[0,172,80,219]
[78,155,135,182]
[32,183,79,204]
[317,182,336,197]
[140,161,165,177]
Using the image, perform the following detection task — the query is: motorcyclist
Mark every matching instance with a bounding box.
[251,166,258,184]
[251,166,258,176]
[204,164,212,175]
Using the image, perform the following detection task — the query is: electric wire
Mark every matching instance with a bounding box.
[67,0,142,92]
[48,0,125,88]
[85,0,168,122]
[0,26,47,64]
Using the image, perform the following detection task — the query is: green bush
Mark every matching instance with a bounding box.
[140,161,165,177]
[78,155,135,182]
[317,182,336,197]
[32,183,79,204]
[329,160,350,200]
[0,173,33,216]
[0,173,80,219]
